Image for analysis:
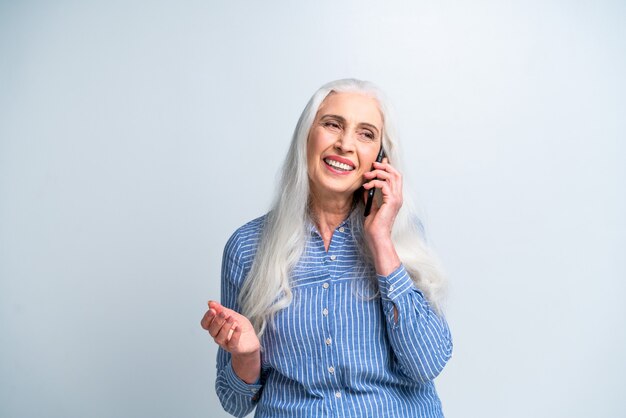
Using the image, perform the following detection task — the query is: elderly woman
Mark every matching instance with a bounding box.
[201,79,452,417]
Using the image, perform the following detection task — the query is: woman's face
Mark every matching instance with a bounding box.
[307,92,384,202]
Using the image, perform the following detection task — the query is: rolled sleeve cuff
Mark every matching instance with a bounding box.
[222,358,263,397]
[377,264,416,302]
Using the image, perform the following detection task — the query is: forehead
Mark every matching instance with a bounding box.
[316,92,383,128]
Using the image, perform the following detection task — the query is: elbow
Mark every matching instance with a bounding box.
[414,355,452,383]
[215,393,252,418]
[427,345,453,381]
[406,338,453,383]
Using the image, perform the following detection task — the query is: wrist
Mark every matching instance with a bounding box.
[368,239,401,277]
[232,350,261,384]
[232,348,260,360]
[367,234,393,253]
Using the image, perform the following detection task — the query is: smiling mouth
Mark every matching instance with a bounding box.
[323,158,355,172]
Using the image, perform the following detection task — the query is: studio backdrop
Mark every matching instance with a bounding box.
[1,1,624,417]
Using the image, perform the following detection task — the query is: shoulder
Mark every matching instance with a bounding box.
[223,214,267,268]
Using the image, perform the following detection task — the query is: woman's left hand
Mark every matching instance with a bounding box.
[362,158,403,321]
[362,157,403,244]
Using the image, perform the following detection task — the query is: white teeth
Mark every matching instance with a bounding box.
[324,158,354,171]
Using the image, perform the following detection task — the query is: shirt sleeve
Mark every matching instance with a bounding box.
[214,239,263,417]
[377,264,453,383]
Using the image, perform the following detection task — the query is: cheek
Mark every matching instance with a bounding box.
[306,134,323,175]
[308,130,334,157]
[358,146,379,169]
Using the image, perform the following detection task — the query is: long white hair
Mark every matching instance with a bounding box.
[239,78,447,337]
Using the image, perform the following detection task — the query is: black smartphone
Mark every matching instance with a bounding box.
[364,146,386,217]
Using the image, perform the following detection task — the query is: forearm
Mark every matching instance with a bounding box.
[215,233,265,416]
[216,349,263,417]
[369,236,401,277]
[378,265,453,382]
[369,236,401,322]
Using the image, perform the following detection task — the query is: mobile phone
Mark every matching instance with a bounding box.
[364,146,386,217]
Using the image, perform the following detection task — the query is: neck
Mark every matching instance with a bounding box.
[309,188,354,241]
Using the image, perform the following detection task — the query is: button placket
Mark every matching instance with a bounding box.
[322,277,340,397]
[321,268,337,398]
[321,225,348,404]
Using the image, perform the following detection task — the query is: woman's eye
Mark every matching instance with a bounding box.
[324,121,341,129]
[360,131,375,140]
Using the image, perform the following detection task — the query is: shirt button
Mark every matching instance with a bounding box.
[322,308,329,316]
[339,227,345,233]
[335,391,341,398]
[322,282,329,289]
[389,284,395,292]
[328,366,335,374]
[330,255,337,261]
[325,337,332,345]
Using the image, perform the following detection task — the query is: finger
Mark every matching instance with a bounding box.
[372,157,390,171]
[209,300,237,318]
[208,300,223,311]
[373,161,400,176]
[364,181,393,206]
[363,179,391,194]
[200,308,217,330]
[363,169,392,181]
[370,163,402,196]
[209,301,231,316]
[214,316,236,345]
[208,311,229,337]
[227,323,241,350]
[207,301,224,318]
[227,322,241,350]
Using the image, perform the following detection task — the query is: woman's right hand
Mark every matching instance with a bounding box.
[200,300,261,357]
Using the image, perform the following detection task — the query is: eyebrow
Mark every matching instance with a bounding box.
[320,114,381,135]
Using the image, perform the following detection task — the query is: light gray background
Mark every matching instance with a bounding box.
[1,1,624,417]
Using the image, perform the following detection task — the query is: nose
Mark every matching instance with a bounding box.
[335,131,356,153]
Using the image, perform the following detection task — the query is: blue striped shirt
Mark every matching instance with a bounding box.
[215,214,452,417]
